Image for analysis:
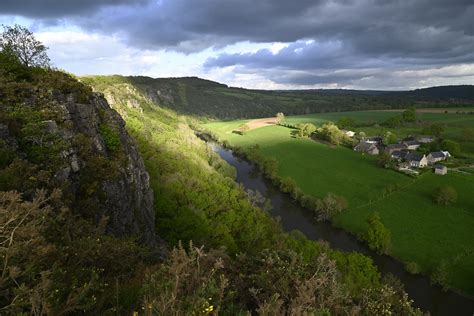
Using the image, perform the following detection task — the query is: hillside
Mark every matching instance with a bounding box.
[80,74,423,314]
[1,53,423,313]
[83,75,474,120]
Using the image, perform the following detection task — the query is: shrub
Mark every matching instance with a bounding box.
[99,124,121,152]
[405,262,421,274]
[431,260,450,290]
[441,140,461,157]
[432,186,457,206]
[366,212,391,255]
[315,193,348,221]
[280,176,297,194]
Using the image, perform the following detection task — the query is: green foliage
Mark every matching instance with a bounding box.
[382,115,402,127]
[296,122,317,137]
[84,75,474,121]
[99,123,121,152]
[279,176,298,194]
[366,212,391,255]
[316,122,350,145]
[431,260,450,289]
[142,244,420,315]
[377,152,393,168]
[405,261,421,274]
[432,186,458,206]
[0,190,148,315]
[402,107,417,123]
[331,251,380,295]
[236,123,250,135]
[85,76,427,312]
[441,139,461,156]
[422,123,444,137]
[0,24,50,68]
[382,131,397,145]
[462,127,474,141]
[0,47,31,81]
[315,193,348,221]
[207,110,474,296]
[0,68,427,314]
[337,116,356,129]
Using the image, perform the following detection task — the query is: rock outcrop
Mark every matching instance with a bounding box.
[61,94,158,247]
[0,77,158,248]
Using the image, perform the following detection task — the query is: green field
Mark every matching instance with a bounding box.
[284,111,474,158]
[205,111,474,296]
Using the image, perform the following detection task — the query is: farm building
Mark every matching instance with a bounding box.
[402,140,421,150]
[354,141,379,155]
[427,151,449,164]
[405,152,428,168]
[385,143,408,154]
[434,165,448,175]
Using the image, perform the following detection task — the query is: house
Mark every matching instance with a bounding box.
[391,150,409,161]
[405,152,428,168]
[384,143,408,154]
[427,151,448,164]
[418,135,435,143]
[365,136,383,144]
[402,140,421,150]
[434,165,448,175]
[344,130,356,138]
[354,141,379,155]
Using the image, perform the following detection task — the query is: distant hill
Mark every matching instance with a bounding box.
[403,85,474,99]
[82,75,474,119]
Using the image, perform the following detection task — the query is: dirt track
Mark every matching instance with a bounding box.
[246,117,279,130]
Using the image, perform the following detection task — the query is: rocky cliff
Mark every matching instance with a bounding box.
[0,71,158,247]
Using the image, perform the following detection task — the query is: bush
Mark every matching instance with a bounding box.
[280,176,297,194]
[431,260,450,290]
[315,193,348,221]
[296,123,317,137]
[405,261,421,274]
[432,186,457,206]
[441,140,461,157]
[99,124,122,152]
[366,212,391,255]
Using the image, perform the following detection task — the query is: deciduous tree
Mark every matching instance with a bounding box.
[275,112,285,124]
[366,212,391,255]
[0,24,50,68]
[432,186,457,206]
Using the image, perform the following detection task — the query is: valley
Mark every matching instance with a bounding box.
[205,110,474,297]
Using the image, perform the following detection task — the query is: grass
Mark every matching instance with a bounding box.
[205,110,474,297]
[282,111,474,159]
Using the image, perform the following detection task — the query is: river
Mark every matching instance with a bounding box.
[208,141,474,316]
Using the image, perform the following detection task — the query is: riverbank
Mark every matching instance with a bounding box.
[202,115,474,298]
[198,131,474,315]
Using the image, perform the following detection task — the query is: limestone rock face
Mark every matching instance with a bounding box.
[60,93,158,247]
[1,85,159,248]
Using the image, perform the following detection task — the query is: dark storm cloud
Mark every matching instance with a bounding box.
[2,0,474,88]
[4,0,473,55]
[0,0,147,18]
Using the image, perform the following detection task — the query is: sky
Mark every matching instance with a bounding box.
[1,0,473,90]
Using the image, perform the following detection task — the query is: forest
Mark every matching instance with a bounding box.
[86,75,474,120]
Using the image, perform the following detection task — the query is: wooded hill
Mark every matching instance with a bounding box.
[84,75,474,120]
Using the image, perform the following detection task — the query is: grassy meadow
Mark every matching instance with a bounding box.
[205,110,474,296]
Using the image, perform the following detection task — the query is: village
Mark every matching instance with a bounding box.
[352,132,450,175]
